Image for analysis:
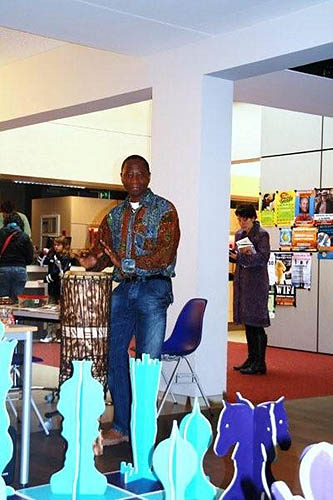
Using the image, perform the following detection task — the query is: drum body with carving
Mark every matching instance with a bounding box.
[60,272,112,389]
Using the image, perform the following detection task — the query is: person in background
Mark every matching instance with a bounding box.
[315,190,333,214]
[0,212,33,302]
[0,201,32,238]
[38,235,72,303]
[79,154,180,446]
[38,236,72,342]
[229,204,270,375]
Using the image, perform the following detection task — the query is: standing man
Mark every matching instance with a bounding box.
[80,155,180,445]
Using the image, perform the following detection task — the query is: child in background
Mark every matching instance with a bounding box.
[38,236,72,342]
[38,236,72,303]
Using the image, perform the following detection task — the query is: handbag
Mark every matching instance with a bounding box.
[0,231,19,258]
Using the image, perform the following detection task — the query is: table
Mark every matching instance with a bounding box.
[12,306,60,322]
[4,324,38,487]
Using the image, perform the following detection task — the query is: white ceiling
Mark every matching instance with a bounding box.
[0,26,65,67]
[0,0,329,61]
[0,0,332,119]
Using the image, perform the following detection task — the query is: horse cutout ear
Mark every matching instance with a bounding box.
[275,396,285,404]
[236,392,253,407]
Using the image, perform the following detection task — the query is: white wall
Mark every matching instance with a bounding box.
[261,110,333,354]
[0,101,151,185]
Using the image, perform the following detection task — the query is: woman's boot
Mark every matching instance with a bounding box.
[240,329,267,375]
[233,327,255,370]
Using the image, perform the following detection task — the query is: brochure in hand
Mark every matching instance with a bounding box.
[236,237,256,254]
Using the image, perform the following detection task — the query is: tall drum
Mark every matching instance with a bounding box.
[59,271,112,389]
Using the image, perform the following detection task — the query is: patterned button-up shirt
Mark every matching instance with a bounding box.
[94,188,180,282]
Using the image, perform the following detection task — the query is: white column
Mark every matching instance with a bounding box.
[151,73,233,399]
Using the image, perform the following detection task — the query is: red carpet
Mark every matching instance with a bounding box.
[33,342,60,368]
[33,341,333,403]
[227,342,333,403]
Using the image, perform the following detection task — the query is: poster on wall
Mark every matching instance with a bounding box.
[291,252,312,289]
[275,285,296,306]
[279,228,292,249]
[291,226,317,251]
[259,192,276,226]
[294,190,315,226]
[317,224,333,260]
[275,190,296,226]
[274,251,296,306]
[268,286,276,318]
[267,252,276,286]
[274,251,292,285]
[314,188,333,224]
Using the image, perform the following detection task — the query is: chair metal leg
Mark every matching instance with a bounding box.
[161,369,177,404]
[6,395,18,418]
[157,358,181,417]
[30,397,50,436]
[11,365,50,436]
[183,357,211,410]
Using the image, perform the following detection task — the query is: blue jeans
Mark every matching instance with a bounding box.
[0,266,27,302]
[108,278,173,434]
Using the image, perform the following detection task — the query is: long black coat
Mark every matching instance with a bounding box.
[233,221,270,328]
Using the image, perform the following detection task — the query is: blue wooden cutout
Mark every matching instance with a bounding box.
[121,354,161,484]
[50,360,107,496]
[214,397,274,499]
[0,320,18,499]
[179,398,217,499]
[237,393,291,489]
[152,420,198,500]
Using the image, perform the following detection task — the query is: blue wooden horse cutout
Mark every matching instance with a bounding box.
[237,393,291,489]
[214,396,275,499]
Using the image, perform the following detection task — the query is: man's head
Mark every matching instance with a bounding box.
[4,212,24,230]
[121,155,151,202]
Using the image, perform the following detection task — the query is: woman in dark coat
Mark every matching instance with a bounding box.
[0,212,33,302]
[230,204,270,374]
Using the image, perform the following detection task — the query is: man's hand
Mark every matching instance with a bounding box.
[100,240,121,268]
[78,251,98,270]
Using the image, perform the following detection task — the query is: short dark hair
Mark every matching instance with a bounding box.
[121,155,150,173]
[1,200,15,214]
[4,212,24,230]
[235,204,257,219]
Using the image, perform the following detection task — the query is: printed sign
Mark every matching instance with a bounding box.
[279,228,292,249]
[259,192,276,227]
[317,224,333,260]
[275,191,296,227]
[294,190,315,226]
[274,252,292,285]
[291,226,317,251]
[275,284,296,306]
[291,253,312,289]
[268,286,276,318]
[314,188,333,224]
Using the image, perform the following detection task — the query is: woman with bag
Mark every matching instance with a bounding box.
[0,212,33,302]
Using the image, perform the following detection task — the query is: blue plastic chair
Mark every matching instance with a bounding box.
[157,298,210,417]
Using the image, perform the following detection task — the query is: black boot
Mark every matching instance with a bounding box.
[233,326,255,370]
[240,329,267,375]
